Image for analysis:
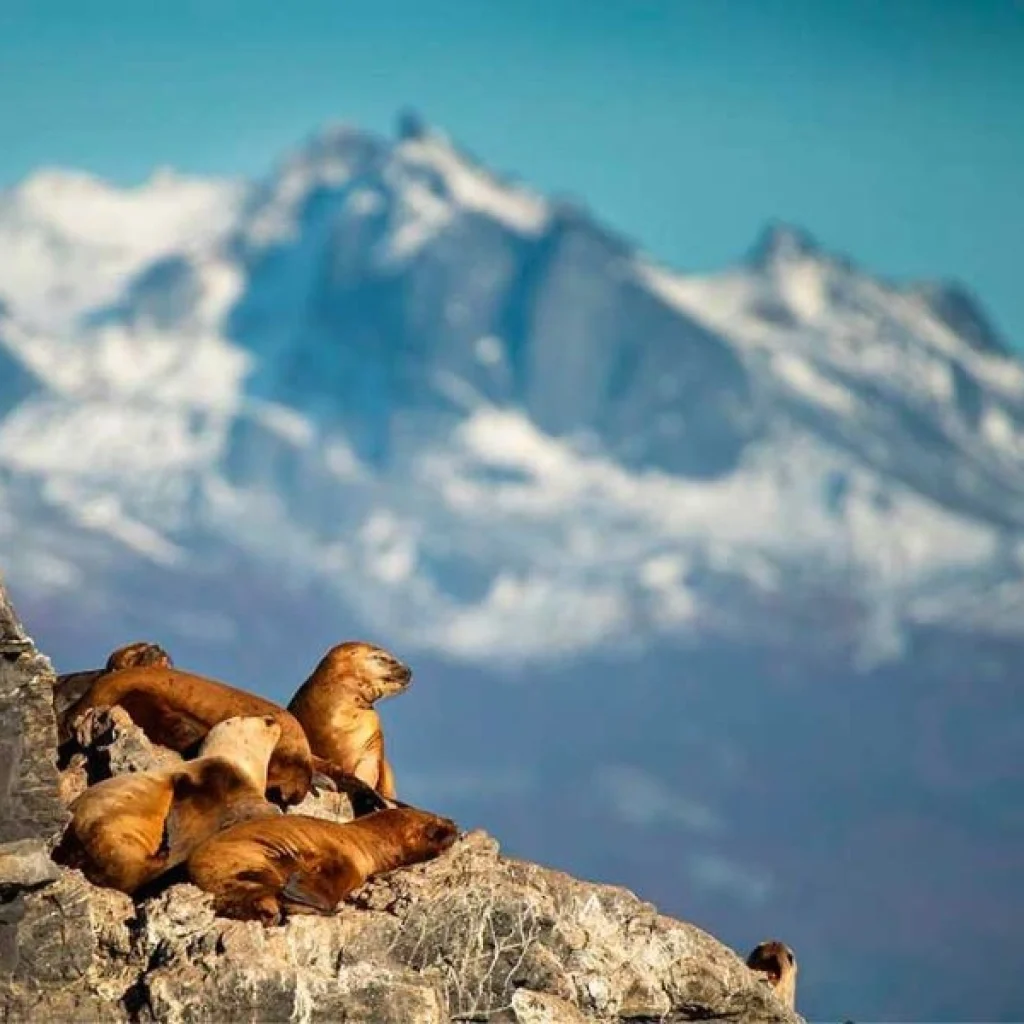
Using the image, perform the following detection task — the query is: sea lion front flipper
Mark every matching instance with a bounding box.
[310,756,390,816]
[310,771,338,795]
[377,756,397,801]
[158,794,193,866]
[333,775,390,817]
[281,872,336,914]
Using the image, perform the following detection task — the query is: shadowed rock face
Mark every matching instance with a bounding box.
[0,575,802,1023]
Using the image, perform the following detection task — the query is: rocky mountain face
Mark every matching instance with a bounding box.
[1,117,1022,1018]
[0,577,800,1023]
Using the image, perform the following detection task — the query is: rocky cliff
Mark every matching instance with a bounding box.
[0,576,801,1023]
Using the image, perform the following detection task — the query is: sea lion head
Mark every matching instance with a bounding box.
[390,806,460,860]
[321,641,413,703]
[200,714,283,789]
[105,641,173,672]
[746,939,798,1007]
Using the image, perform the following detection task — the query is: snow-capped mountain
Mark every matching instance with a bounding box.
[2,119,1023,665]
[1,117,1022,1018]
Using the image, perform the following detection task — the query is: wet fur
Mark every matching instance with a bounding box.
[187,807,458,923]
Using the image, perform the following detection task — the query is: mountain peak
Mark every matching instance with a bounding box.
[747,221,823,268]
[396,107,431,142]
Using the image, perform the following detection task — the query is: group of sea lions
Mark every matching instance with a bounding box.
[49,637,799,1009]
[51,639,458,924]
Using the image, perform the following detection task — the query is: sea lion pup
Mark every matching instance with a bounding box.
[746,939,798,1009]
[287,641,411,800]
[52,715,282,895]
[55,641,173,736]
[187,806,459,924]
[64,662,322,806]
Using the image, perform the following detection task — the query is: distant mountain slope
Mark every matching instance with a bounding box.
[1,119,1023,663]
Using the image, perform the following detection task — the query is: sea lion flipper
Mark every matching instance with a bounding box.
[335,775,390,817]
[158,793,194,865]
[310,771,338,796]
[377,757,397,800]
[311,756,390,816]
[281,872,335,914]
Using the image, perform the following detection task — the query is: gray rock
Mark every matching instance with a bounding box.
[0,577,67,847]
[0,839,60,890]
[0,574,803,1023]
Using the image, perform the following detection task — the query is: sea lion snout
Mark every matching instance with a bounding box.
[414,813,459,852]
[389,659,412,686]
[366,648,412,699]
[432,819,459,851]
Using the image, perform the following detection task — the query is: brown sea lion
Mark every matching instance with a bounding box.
[52,715,282,895]
[287,642,411,800]
[63,658,391,813]
[55,641,173,733]
[187,806,459,924]
[63,662,321,806]
[746,939,798,1009]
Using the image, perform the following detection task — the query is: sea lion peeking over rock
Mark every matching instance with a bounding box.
[54,640,173,732]
[287,642,411,800]
[53,715,282,895]
[746,939,798,1009]
[105,640,174,672]
[187,806,459,924]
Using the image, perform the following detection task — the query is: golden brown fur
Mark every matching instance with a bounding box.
[746,939,798,1009]
[64,664,317,806]
[187,806,458,923]
[287,642,411,799]
[53,716,282,895]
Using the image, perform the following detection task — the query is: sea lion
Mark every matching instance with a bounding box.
[746,939,798,1009]
[63,659,391,813]
[55,641,173,733]
[287,642,411,799]
[52,715,282,895]
[187,806,459,924]
[63,663,320,806]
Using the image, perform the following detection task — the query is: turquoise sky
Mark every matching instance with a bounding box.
[1,0,1022,343]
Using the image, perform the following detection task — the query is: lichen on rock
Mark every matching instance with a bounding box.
[0,575,803,1022]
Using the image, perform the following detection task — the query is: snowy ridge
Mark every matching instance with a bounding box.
[0,118,1022,664]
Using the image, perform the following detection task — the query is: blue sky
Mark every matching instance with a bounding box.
[2,0,1022,343]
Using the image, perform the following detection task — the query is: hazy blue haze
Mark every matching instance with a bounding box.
[1,0,1022,343]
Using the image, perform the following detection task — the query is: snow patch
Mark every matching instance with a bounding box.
[772,352,857,414]
[397,135,549,235]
